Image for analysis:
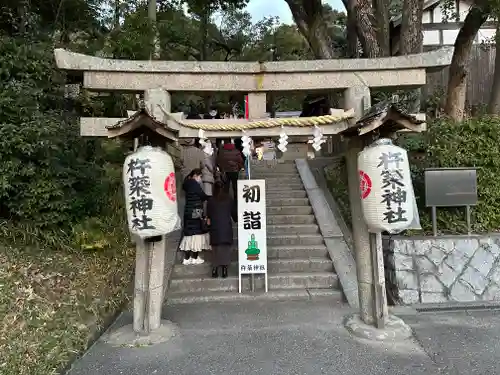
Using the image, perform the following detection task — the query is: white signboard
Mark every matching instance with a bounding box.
[237,179,268,293]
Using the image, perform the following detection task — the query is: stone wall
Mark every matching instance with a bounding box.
[384,236,500,304]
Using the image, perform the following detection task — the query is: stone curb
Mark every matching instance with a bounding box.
[295,159,359,308]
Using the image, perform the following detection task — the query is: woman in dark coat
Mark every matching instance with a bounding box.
[207,180,237,278]
[179,168,210,265]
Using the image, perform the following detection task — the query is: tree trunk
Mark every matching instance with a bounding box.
[114,0,121,31]
[17,0,29,35]
[399,0,424,55]
[148,0,160,59]
[445,1,491,120]
[400,0,424,112]
[353,0,384,57]
[372,0,391,56]
[488,25,500,114]
[346,0,359,57]
[200,7,210,61]
[285,0,340,59]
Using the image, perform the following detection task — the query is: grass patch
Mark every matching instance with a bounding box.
[0,215,134,375]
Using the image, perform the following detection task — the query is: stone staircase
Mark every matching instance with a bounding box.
[166,160,343,304]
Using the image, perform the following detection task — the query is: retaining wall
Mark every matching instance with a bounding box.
[384,236,500,304]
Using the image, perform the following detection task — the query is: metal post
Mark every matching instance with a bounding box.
[247,156,255,292]
[466,205,471,235]
[369,232,388,329]
[432,206,437,236]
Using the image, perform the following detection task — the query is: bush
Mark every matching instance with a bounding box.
[326,116,500,235]
[415,116,500,234]
[0,36,127,227]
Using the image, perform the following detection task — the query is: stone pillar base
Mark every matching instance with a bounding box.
[104,320,179,347]
[343,314,412,341]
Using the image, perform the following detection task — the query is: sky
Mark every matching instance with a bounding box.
[246,0,345,24]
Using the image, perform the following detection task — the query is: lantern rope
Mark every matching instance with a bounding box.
[161,108,355,131]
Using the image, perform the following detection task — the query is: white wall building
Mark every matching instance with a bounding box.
[392,0,496,50]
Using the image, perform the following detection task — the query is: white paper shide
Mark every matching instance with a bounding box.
[237,179,267,274]
[123,146,180,238]
[357,139,416,234]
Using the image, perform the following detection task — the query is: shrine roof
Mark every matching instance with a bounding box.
[106,108,178,141]
[339,101,426,137]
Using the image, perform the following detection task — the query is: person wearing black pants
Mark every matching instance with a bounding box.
[224,171,239,200]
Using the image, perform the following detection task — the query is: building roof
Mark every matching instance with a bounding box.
[106,108,179,141]
[339,100,426,137]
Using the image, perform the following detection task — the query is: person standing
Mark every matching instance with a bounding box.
[207,181,237,278]
[179,169,210,265]
[216,139,243,199]
[201,140,215,198]
[180,138,205,180]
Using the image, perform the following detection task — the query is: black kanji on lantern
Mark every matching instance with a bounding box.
[243,210,262,230]
[130,195,154,216]
[383,206,408,224]
[381,169,404,189]
[129,175,151,197]
[377,152,404,170]
[127,157,155,231]
[377,149,408,225]
[242,184,261,203]
[381,187,407,209]
[131,214,156,230]
[127,158,151,177]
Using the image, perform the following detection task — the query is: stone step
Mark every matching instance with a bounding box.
[259,177,303,184]
[172,258,333,277]
[169,272,339,294]
[267,197,309,206]
[176,245,329,263]
[266,190,307,198]
[266,224,319,234]
[252,172,299,178]
[233,215,315,225]
[265,183,303,191]
[268,214,317,225]
[268,244,329,259]
[166,289,344,305]
[266,234,324,246]
[232,224,319,235]
[267,206,313,215]
[251,164,297,172]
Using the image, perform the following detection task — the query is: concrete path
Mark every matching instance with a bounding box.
[67,300,500,375]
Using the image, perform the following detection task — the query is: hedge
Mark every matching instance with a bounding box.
[325,116,500,235]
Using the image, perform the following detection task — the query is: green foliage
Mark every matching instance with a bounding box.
[421,116,500,233]
[0,36,125,227]
[326,116,500,235]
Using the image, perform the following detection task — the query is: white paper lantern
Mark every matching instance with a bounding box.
[357,138,415,234]
[123,146,181,239]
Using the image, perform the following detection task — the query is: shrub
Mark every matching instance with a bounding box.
[326,116,500,235]
[0,36,127,228]
[416,116,500,234]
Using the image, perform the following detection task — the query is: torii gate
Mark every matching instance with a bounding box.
[54,47,452,342]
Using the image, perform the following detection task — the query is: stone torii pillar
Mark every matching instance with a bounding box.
[105,88,181,346]
[343,86,376,325]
